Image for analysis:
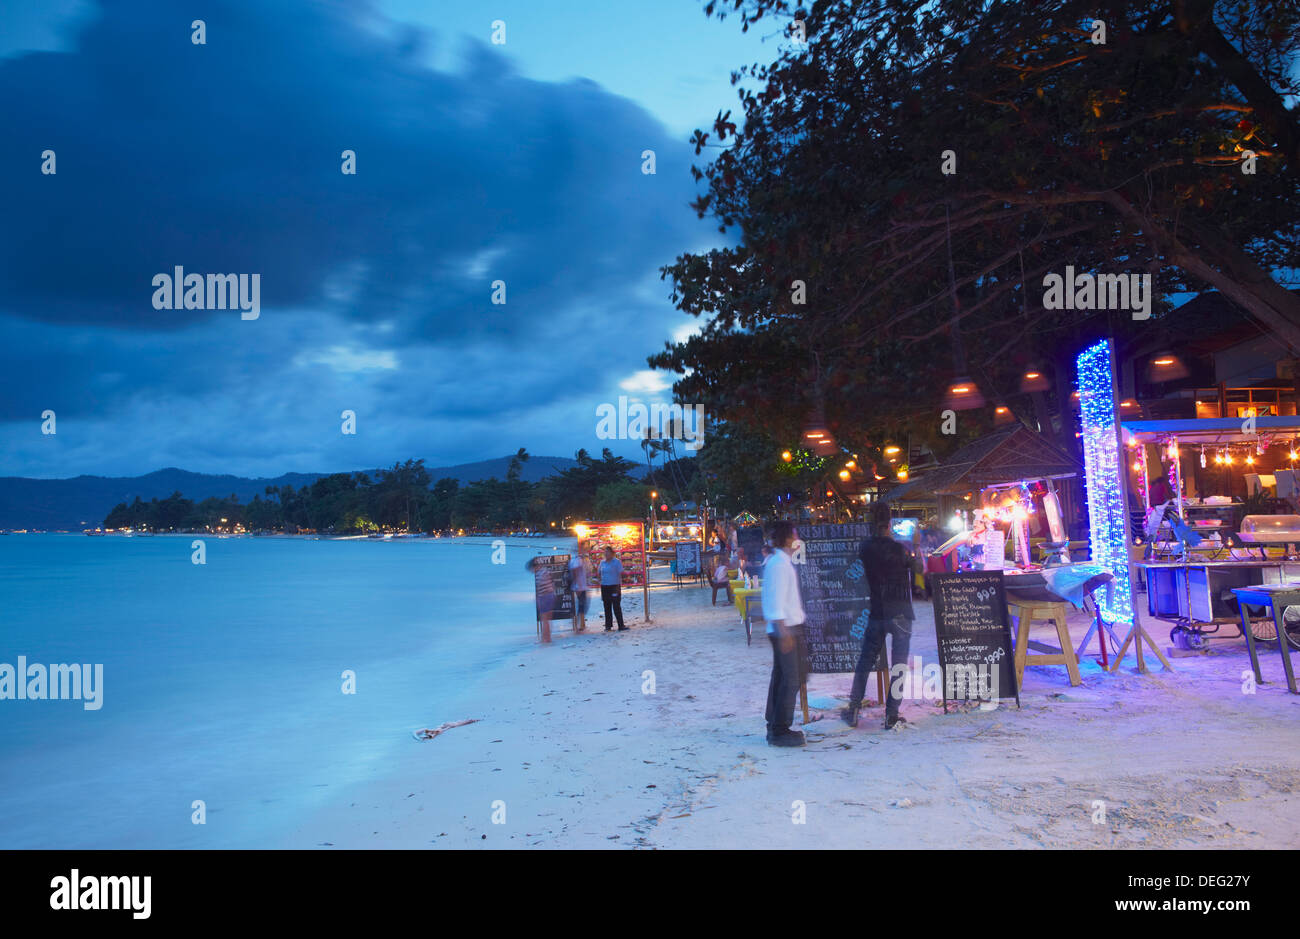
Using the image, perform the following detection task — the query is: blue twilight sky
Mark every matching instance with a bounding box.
[0,0,784,478]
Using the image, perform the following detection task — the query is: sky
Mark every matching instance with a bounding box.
[0,0,782,479]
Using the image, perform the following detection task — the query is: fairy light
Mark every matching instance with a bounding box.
[1076,340,1133,627]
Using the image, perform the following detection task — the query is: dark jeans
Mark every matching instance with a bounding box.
[765,625,806,734]
[600,584,625,629]
[850,615,913,717]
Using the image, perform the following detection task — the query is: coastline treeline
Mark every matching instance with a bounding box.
[100,448,706,533]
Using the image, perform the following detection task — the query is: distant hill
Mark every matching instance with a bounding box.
[0,456,580,530]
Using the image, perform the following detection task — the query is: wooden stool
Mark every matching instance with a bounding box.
[1007,599,1082,687]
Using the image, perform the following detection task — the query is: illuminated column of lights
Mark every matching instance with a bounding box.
[1076,339,1133,626]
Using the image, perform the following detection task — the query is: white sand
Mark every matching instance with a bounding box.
[283,580,1300,849]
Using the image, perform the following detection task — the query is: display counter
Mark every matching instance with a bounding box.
[1136,559,1300,624]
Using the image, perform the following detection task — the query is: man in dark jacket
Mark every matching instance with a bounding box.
[843,508,915,729]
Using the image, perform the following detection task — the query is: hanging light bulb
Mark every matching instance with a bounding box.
[1215,452,1224,465]
[1246,453,1255,466]
[1020,369,1050,393]
[1200,446,1207,468]
[943,377,985,410]
[1225,451,1235,465]
[1146,352,1189,383]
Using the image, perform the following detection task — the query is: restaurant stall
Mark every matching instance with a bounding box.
[1123,415,1300,654]
[886,423,1086,572]
[886,424,1114,686]
[1073,338,1296,689]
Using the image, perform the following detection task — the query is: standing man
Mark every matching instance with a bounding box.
[567,552,589,632]
[598,545,627,631]
[843,506,915,729]
[762,520,807,747]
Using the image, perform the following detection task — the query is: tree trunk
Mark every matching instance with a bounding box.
[1100,189,1300,352]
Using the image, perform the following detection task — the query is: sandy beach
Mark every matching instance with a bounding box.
[285,580,1300,850]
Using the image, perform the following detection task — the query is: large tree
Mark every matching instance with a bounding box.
[654,0,1299,450]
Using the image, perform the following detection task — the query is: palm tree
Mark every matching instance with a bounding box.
[507,448,530,526]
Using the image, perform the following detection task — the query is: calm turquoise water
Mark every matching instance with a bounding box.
[0,534,570,848]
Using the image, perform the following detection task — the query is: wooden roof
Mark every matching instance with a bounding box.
[884,425,1080,502]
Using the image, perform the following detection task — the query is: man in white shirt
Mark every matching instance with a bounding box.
[761,520,807,747]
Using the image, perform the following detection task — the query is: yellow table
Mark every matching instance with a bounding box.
[733,587,762,645]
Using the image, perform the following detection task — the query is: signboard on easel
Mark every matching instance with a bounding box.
[531,554,574,624]
[736,525,765,571]
[674,540,702,579]
[792,523,889,719]
[931,570,1019,711]
[796,523,873,673]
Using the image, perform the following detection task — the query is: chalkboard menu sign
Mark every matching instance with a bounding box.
[675,541,702,577]
[531,554,574,621]
[796,523,874,673]
[736,525,766,571]
[931,571,1019,708]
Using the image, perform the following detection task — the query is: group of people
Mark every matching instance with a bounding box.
[531,514,918,748]
[760,509,915,748]
[529,546,628,643]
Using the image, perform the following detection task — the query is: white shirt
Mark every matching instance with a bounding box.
[760,548,804,635]
[567,556,588,591]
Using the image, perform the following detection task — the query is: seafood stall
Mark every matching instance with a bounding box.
[1123,416,1300,652]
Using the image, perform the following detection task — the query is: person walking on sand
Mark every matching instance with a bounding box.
[568,552,589,632]
[843,507,914,730]
[527,556,557,644]
[762,520,806,747]
[598,546,626,631]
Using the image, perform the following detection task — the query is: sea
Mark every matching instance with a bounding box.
[0,533,572,848]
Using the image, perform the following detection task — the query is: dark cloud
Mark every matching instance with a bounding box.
[0,0,709,475]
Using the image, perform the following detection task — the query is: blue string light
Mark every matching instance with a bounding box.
[1076,339,1133,626]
